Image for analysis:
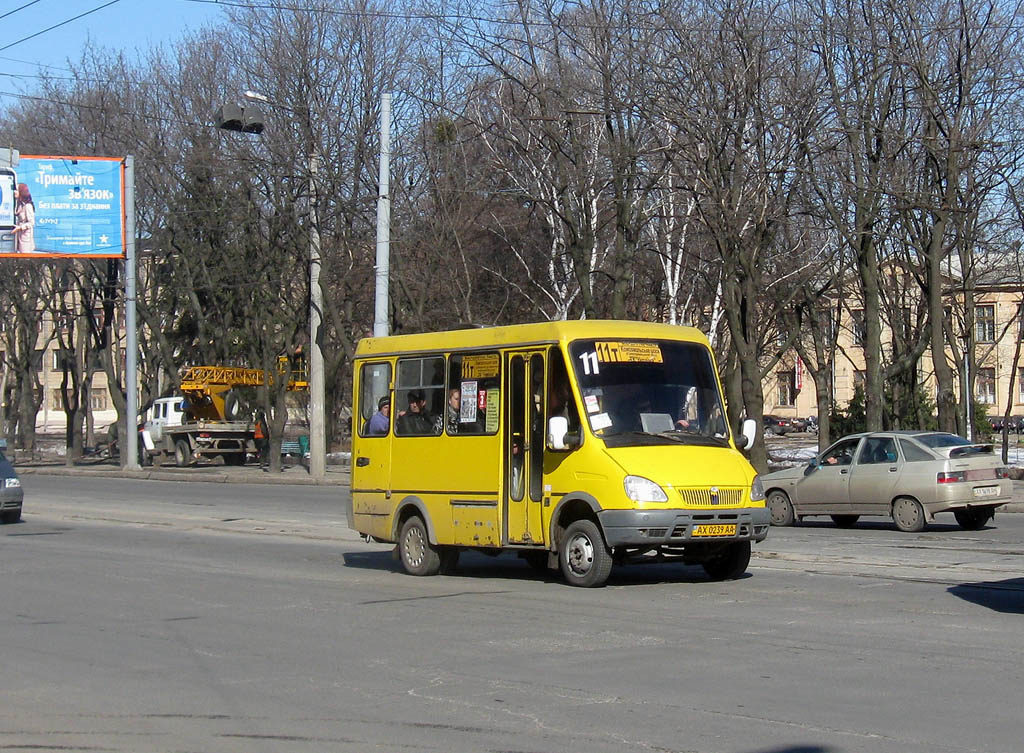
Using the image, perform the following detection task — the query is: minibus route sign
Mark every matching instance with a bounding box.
[461,353,500,379]
[595,341,663,363]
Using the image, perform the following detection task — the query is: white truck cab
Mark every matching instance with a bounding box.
[145,397,186,442]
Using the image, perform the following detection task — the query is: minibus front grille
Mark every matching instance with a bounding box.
[676,487,742,507]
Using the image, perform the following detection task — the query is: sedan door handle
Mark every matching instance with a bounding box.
[839,469,849,475]
[888,466,898,473]
[356,456,370,467]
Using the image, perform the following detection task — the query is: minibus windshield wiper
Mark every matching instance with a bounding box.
[600,430,729,448]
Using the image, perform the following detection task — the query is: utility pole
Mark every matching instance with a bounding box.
[123,155,139,470]
[309,153,325,478]
[373,93,391,338]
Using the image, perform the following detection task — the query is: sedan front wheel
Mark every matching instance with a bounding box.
[767,490,795,526]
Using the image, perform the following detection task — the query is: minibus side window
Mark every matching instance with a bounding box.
[548,351,580,435]
[358,362,392,437]
[447,353,501,435]
[395,356,445,436]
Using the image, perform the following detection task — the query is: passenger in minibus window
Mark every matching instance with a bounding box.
[397,390,435,435]
[367,396,390,435]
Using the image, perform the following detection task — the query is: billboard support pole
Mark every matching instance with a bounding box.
[122,155,139,470]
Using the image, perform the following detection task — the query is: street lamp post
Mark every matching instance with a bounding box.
[216,94,325,478]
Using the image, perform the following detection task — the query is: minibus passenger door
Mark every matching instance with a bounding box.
[505,352,545,544]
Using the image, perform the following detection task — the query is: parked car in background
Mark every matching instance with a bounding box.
[988,415,1024,434]
[761,431,1011,532]
[789,417,808,433]
[763,415,793,435]
[0,439,23,524]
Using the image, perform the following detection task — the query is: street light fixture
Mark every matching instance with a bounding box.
[215,93,325,478]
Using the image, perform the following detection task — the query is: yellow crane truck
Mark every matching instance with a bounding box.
[151,362,308,467]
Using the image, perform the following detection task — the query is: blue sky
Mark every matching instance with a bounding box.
[0,0,226,101]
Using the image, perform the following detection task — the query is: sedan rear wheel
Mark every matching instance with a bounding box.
[892,497,926,533]
[767,490,795,526]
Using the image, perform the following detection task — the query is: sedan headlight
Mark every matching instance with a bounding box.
[750,475,765,502]
[623,475,668,503]
[4,477,20,489]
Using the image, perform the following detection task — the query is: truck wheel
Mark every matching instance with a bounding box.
[223,389,244,421]
[558,519,612,587]
[174,439,193,467]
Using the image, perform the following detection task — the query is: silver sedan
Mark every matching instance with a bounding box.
[762,431,1012,531]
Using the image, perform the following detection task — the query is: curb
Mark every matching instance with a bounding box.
[15,465,349,486]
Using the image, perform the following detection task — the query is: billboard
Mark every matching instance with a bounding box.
[0,155,126,259]
[0,168,15,229]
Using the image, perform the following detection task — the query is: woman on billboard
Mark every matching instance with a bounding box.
[13,183,34,252]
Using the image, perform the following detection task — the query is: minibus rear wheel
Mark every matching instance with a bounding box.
[399,516,442,576]
[702,541,751,580]
[559,519,612,587]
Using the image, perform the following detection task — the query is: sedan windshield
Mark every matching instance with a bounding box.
[569,339,729,448]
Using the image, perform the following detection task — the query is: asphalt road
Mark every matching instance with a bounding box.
[2,475,1021,753]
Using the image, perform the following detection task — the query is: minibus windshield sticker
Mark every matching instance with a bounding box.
[595,341,663,364]
[591,412,613,431]
[462,354,500,379]
[584,394,600,413]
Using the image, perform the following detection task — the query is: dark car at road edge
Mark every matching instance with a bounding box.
[0,439,23,524]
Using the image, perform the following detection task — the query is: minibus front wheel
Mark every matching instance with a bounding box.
[559,519,613,588]
[399,516,442,576]
[701,541,751,581]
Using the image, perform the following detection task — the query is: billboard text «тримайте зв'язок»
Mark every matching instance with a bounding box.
[0,155,126,258]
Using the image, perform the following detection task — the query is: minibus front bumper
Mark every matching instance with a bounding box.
[598,507,770,547]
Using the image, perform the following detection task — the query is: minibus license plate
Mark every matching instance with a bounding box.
[692,524,736,537]
[973,486,999,498]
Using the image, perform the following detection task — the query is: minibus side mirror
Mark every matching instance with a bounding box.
[547,416,580,451]
[739,418,757,450]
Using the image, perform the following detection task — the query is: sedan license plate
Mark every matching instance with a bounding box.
[973,485,999,498]
[692,523,736,537]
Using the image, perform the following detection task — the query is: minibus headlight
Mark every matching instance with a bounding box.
[750,475,765,502]
[623,475,668,503]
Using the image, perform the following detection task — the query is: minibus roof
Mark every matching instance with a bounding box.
[354,320,710,358]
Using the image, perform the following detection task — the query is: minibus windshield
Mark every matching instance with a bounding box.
[568,339,730,448]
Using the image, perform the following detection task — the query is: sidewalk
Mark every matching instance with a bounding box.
[13,457,1024,510]
[15,457,350,486]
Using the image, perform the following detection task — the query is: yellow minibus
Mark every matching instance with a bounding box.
[347,320,767,587]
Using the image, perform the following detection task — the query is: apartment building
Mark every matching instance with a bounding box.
[764,277,1024,423]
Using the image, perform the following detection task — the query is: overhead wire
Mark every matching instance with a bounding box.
[0,0,123,53]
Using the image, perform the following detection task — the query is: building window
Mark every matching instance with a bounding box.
[850,309,866,346]
[1019,368,1024,404]
[91,388,108,411]
[976,305,995,343]
[51,389,64,411]
[777,370,795,407]
[977,367,996,405]
[51,350,73,372]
